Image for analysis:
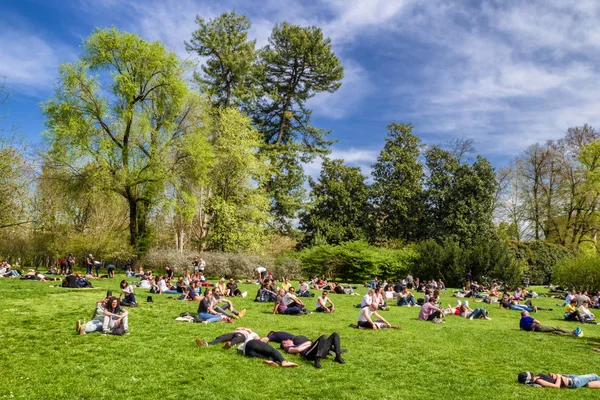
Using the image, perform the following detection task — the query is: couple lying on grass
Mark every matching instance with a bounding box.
[75,293,129,335]
[195,328,345,369]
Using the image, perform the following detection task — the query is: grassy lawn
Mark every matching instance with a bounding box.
[0,275,599,400]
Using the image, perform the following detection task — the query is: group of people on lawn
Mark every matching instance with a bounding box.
[54,261,600,383]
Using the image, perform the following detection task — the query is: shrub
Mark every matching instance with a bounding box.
[296,241,418,283]
[553,255,600,292]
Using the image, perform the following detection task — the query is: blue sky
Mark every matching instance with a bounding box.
[2,0,600,177]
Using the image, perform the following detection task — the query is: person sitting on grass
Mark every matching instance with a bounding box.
[236,338,298,368]
[373,288,390,311]
[513,287,525,301]
[418,297,445,323]
[315,290,335,313]
[75,273,92,288]
[396,287,417,307]
[282,278,292,292]
[577,300,597,324]
[297,280,312,297]
[119,280,137,306]
[273,289,304,315]
[102,297,129,335]
[255,282,277,303]
[284,287,310,313]
[197,290,233,323]
[518,371,600,389]
[360,289,374,308]
[564,299,579,321]
[212,287,246,319]
[281,333,345,369]
[356,303,400,330]
[180,280,202,301]
[519,310,582,337]
[156,276,179,295]
[226,278,242,297]
[196,327,259,349]
[76,294,111,335]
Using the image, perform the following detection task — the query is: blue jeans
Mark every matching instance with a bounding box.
[162,289,178,295]
[511,305,532,312]
[85,320,103,333]
[283,306,302,315]
[198,312,223,323]
[566,374,600,388]
[397,296,416,306]
[86,264,92,275]
[468,308,487,319]
[124,293,136,304]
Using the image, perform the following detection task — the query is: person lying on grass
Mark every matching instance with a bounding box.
[315,290,335,313]
[499,293,552,313]
[519,310,582,337]
[76,294,111,335]
[195,327,259,348]
[103,297,129,335]
[197,290,233,323]
[418,297,445,323]
[237,338,298,368]
[518,371,600,388]
[212,287,246,319]
[448,300,491,320]
[356,303,401,329]
[281,333,345,369]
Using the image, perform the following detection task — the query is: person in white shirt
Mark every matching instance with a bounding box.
[316,291,335,313]
[357,303,400,330]
[360,289,374,308]
[577,300,596,323]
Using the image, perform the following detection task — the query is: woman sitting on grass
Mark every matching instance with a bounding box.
[356,303,400,330]
[102,297,129,335]
[197,290,233,323]
[119,280,137,306]
[564,299,579,321]
[518,371,600,388]
[418,297,445,323]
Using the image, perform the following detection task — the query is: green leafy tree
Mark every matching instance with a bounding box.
[424,147,497,246]
[371,122,424,242]
[205,108,271,252]
[256,22,344,230]
[42,28,212,260]
[185,11,260,109]
[300,158,371,246]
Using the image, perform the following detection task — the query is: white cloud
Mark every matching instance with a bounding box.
[0,16,75,96]
[302,146,378,180]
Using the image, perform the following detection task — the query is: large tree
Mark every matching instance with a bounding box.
[185,11,260,109]
[300,158,371,246]
[423,147,497,246]
[43,28,212,260]
[371,122,424,242]
[256,22,344,231]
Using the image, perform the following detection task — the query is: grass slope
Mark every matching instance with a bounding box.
[0,276,599,400]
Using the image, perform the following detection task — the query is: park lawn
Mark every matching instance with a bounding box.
[0,277,599,400]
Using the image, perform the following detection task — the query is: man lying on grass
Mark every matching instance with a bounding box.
[519,310,582,337]
[281,333,345,369]
[238,338,298,368]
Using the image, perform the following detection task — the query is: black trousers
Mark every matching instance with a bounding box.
[244,340,284,363]
[208,332,245,346]
[426,311,442,321]
[303,333,341,360]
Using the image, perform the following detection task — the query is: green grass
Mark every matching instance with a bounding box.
[0,276,599,400]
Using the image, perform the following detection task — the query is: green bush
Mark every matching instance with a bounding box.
[553,254,600,292]
[413,237,512,287]
[507,240,571,284]
[296,241,418,283]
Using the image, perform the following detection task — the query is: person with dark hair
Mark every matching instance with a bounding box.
[397,287,417,307]
[197,290,233,323]
[418,297,445,323]
[226,278,242,297]
[102,297,129,335]
[315,291,335,313]
[273,289,303,315]
[212,287,246,319]
[76,295,111,335]
[519,311,582,336]
[85,254,94,276]
[120,280,137,306]
[281,333,345,369]
[67,253,75,275]
[518,371,600,388]
[195,327,259,348]
[58,257,69,275]
[106,263,115,278]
